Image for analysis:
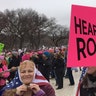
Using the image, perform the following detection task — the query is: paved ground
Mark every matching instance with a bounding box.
[50,70,82,96]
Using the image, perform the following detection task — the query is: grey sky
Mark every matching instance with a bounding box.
[0,0,96,27]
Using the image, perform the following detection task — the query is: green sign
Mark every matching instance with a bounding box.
[0,43,4,53]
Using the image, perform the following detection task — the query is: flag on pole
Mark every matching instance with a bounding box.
[76,67,87,96]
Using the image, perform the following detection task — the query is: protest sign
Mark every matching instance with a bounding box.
[0,43,4,53]
[67,5,96,67]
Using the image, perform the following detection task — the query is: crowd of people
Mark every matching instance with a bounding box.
[0,47,95,96]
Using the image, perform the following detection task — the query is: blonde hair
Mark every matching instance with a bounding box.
[19,60,35,70]
[2,89,16,96]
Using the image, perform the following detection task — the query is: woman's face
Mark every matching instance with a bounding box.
[20,62,34,85]
[87,67,96,75]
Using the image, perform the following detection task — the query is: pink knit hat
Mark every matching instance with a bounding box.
[22,54,30,61]
[38,50,43,54]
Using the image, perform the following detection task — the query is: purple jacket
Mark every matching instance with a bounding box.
[15,89,45,96]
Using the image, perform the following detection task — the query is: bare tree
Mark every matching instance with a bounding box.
[0,11,8,32]
[0,8,69,50]
[48,22,69,46]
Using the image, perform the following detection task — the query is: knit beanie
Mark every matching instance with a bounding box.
[43,51,50,58]
[22,54,30,61]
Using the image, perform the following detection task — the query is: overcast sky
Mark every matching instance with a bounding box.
[0,0,96,27]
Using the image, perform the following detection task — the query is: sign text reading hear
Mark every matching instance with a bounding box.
[74,16,96,60]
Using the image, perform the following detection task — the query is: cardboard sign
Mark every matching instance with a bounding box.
[0,43,4,53]
[67,5,96,67]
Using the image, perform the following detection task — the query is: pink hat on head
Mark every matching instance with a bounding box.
[0,55,4,60]
[22,54,30,61]
[7,52,12,55]
[38,50,43,54]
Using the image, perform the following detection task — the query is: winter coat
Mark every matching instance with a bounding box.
[0,64,10,86]
[80,75,96,96]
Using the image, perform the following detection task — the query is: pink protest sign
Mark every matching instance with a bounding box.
[67,5,96,67]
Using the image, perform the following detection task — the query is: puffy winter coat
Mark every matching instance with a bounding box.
[0,64,10,86]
